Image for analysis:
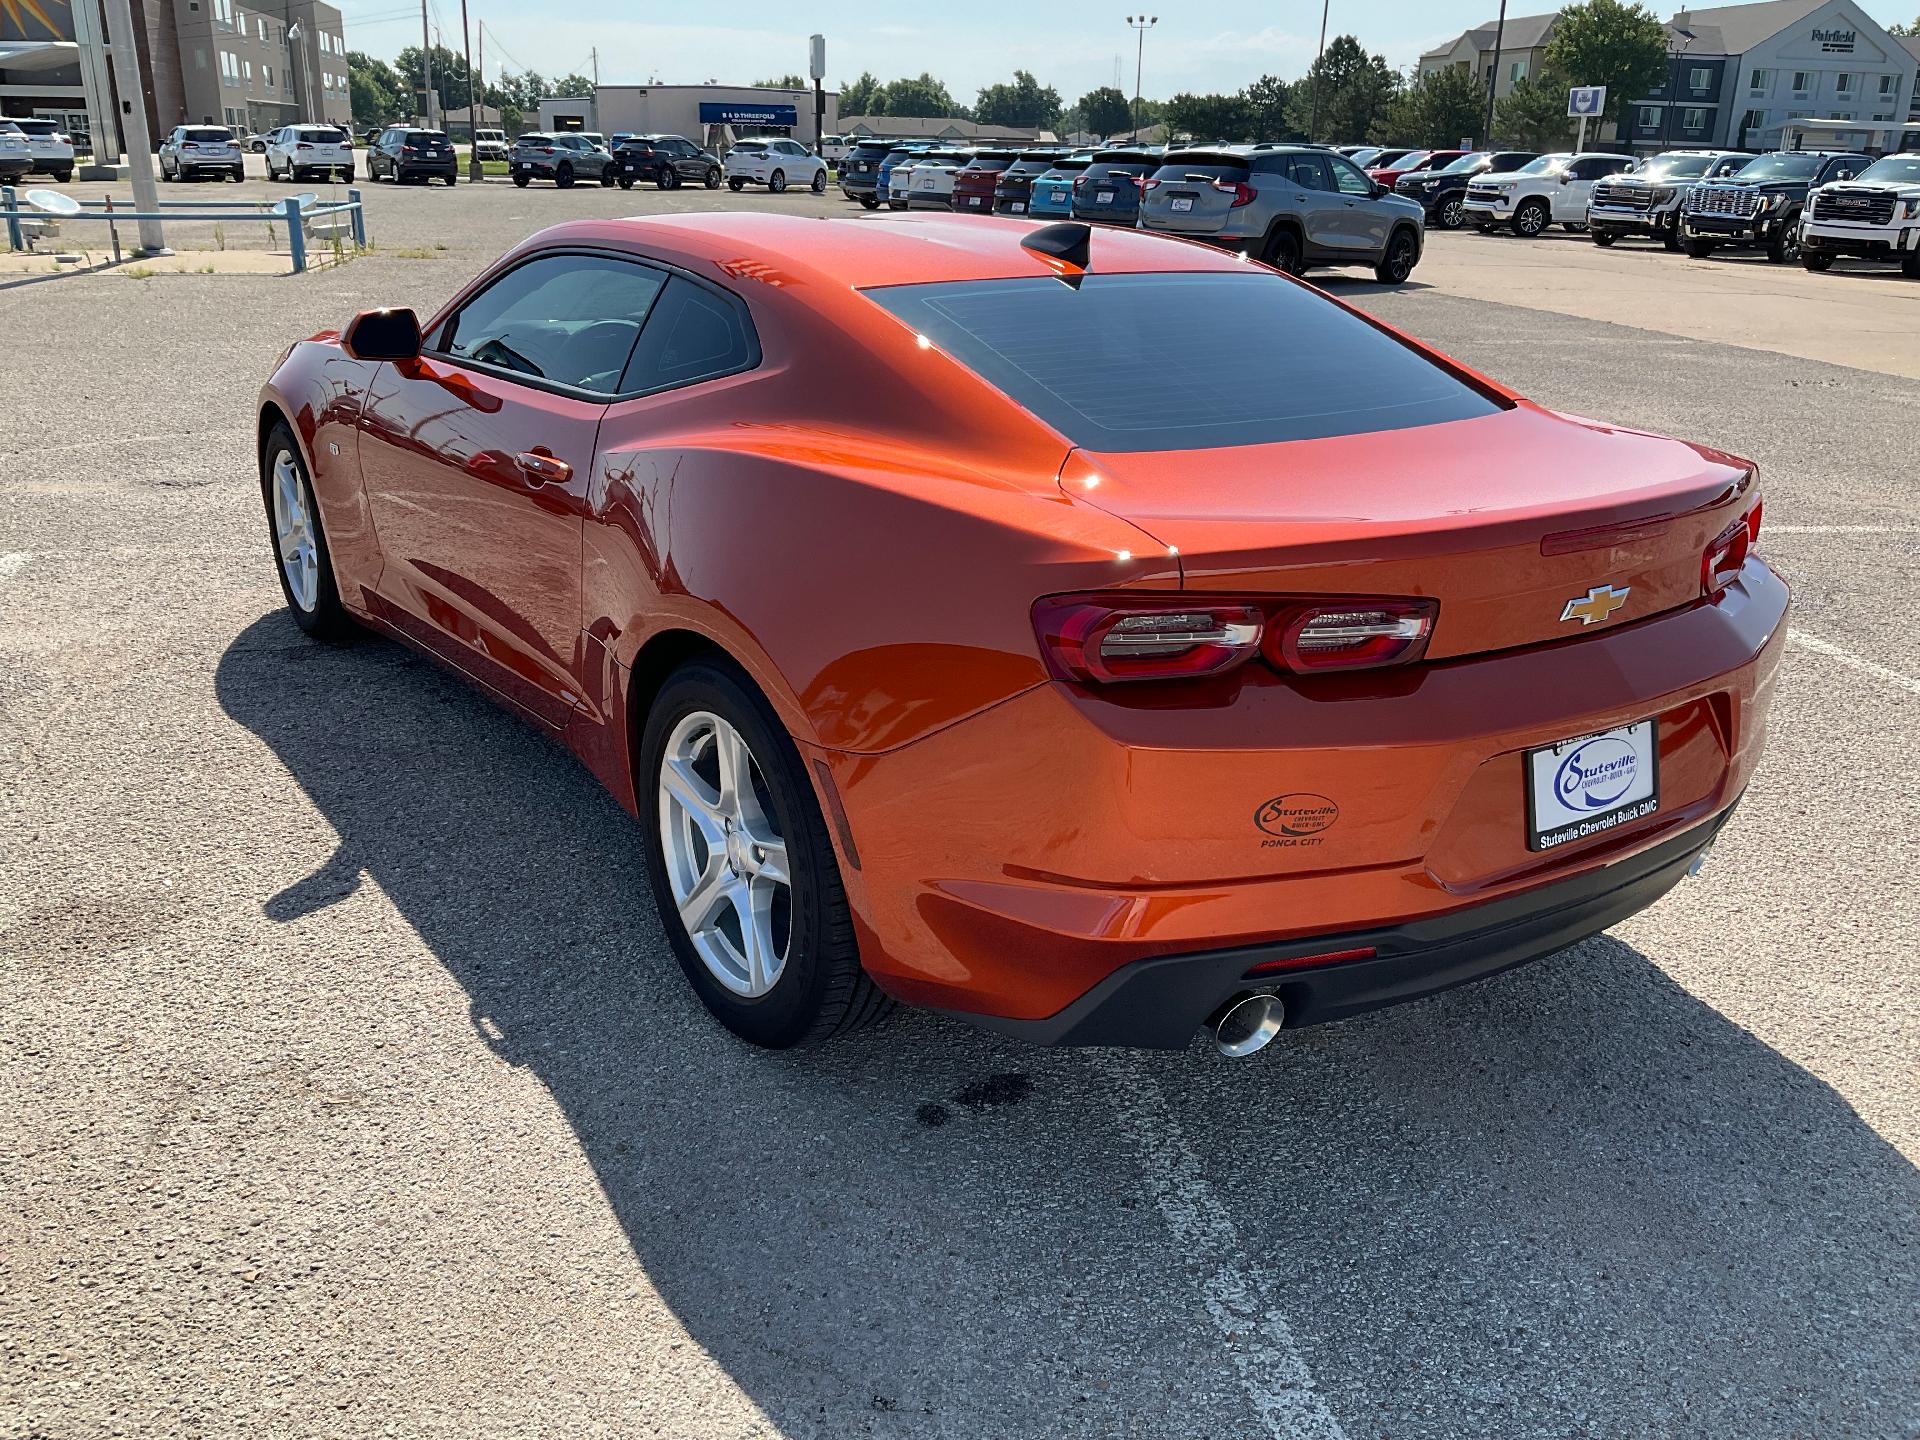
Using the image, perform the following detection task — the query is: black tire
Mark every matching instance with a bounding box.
[704,166,721,189]
[810,168,827,194]
[1263,225,1304,275]
[1682,232,1716,258]
[600,166,616,187]
[858,193,880,210]
[1373,226,1418,284]
[1662,220,1682,252]
[728,177,745,192]
[1765,218,1800,264]
[1904,252,1920,280]
[1801,252,1833,271]
[639,661,891,1049]
[513,172,530,188]
[1512,198,1549,238]
[259,422,355,643]
[1593,230,1617,247]
[769,168,787,194]
[231,166,244,182]
[555,162,574,189]
[1436,195,1464,229]
[53,168,72,183]
[344,166,355,182]
[618,176,634,190]
[658,166,679,190]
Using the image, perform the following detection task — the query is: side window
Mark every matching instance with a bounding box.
[1328,155,1374,196]
[619,277,759,395]
[1285,154,1331,190]
[437,254,669,396]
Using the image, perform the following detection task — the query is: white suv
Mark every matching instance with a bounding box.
[724,138,827,194]
[265,124,354,182]
[1462,152,1634,237]
[159,125,245,182]
[473,127,508,162]
[9,118,76,182]
[1800,151,1920,277]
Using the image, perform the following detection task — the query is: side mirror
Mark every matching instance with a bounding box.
[1372,181,1387,197]
[342,307,421,362]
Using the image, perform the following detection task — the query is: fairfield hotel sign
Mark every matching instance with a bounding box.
[1812,25,1857,52]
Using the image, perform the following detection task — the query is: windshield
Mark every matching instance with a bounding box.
[1439,152,1489,173]
[1638,153,1714,179]
[1515,155,1566,176]
[1852,155,1920,185]
[1391,151,1433,170]
[863,271,1499,453]
[1731,154,1822,181]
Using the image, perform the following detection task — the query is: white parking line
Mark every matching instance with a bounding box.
[1090,1051,1348,1440]
[0,552,28,579]
[1787,628,1920,697]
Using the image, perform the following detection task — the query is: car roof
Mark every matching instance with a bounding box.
[511,213,1247,292]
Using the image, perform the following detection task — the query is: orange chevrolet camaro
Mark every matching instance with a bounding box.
[255,213,1784,1056]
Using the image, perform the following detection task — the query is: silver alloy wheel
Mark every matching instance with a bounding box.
[270,450,318,612]
[658,710,792,997]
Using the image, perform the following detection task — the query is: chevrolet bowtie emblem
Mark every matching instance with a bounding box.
[1561,584,1631,626]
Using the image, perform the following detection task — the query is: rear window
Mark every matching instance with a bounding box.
[1152,153,1250,184]
[185,128,233,142]
[15,119,59,135]
[864,272,1500,453]
[733,141,769,152]
[407,131,448,145]
[1085,157,1154,180]
[298,127,347,142]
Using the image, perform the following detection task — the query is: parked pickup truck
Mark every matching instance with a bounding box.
[1587,149,1753,249]
[1679,149,1870,263]
[1799,151,1920,277]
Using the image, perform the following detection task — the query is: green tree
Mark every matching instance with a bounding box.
[347,50,402,126]
[1374,65,1486,147]
[1543,0,1668,137]
[755,73,808,88]
[1287,35,1400,141]
[874,73,960,118]
[1165,91,1255,142]
[1077,85,1132,136]
[975,69,1062,127]
[1886,13,1916,33]
[839,71,880,115]
[1496,68,1578,148]
[492,69,548,115]
[395,43,473,118]
[553,73,594,99]
[1243,74,1293,138]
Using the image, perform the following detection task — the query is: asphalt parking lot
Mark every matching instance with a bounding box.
[3,176,1917,1440]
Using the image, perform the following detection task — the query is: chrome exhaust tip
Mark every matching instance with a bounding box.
[1208,992,1285,1058]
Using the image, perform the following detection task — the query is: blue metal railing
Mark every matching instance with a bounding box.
[0,187,368,272]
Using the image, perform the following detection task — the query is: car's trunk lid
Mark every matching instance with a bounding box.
[1063,405,1754,659]
[1140,153,1248,234]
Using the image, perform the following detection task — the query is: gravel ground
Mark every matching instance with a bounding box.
[3,179,1916,1440]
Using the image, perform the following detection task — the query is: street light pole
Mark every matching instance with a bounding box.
[1482,0,1509,150]
[1309,0,1330,137]
[419,0,434,128]
[1125,16,1156,137]
[460,0,481,180]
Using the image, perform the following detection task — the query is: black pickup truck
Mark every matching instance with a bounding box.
[1677,149,1871,263]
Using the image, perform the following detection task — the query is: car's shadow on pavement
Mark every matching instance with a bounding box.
[216,615,1920,1437]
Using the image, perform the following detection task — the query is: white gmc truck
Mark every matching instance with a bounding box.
[1587,149,1753,250]
[1799,152,1920,277]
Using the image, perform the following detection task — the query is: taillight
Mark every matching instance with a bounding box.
[1702,506,1758,596]
[1140,177,1161,190]
[401,145,418,154]
[296,142,313,150]
[1213,179,1255,207]
[1032,595,1436,684]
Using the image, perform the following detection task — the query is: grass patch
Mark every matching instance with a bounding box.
[385,245,442,259]
[122,265,155,279]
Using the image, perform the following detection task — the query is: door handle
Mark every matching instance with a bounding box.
[515,451,572,485]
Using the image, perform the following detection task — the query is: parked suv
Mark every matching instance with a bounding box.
[0,122,30,183]
[266,123,354,182]
[9,117,75,181]
[725,137,827,193]
[368,127,456,185]
[1799,151,1920,277]
[513,132,616,188]
[1138,145,1425,283]
[1071,148,1159,225]
[993,150,1068,215]
[902,149,973,209]
[159,125,244,182]
[610,133,719,190]
[1588,150,1754,249]
[1395,150,1539,229]
[839,138,894,208]
[1370,148,1467,188]
[473,127,508,162]
[1029,154,1092,217]
[1461,152,1631,236]
[1680,149,1870,263]
[951,149,1023,213]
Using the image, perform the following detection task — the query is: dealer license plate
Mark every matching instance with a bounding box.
[1525,720,1659,851]
[1010,201,1025,212]
[1096,188,1115,203]
[1171,196,1193,212]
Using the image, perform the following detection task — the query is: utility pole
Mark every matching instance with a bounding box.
[461,0,480,180]
[99,0,167,252]
[809,34,826,157]
[1482,0,1509,150]
[591,47,598,86]
[1309,0,1330,136]
[1125,16,1156,136]
[420,0,434,128]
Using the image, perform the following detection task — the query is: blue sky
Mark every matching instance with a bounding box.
[337,2,1918,101]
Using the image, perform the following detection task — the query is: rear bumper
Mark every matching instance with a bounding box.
[819,558,1787,1039]
[953,802,1737,1048]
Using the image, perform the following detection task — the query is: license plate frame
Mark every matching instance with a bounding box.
[1096,188,1115,204]
[1170,196,1194,213]
[1524,720,1660,852]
